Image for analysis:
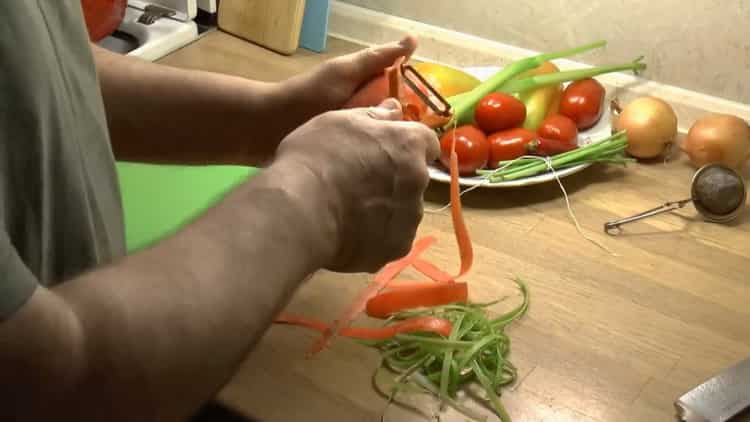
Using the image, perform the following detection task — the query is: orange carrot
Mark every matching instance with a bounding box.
[307,236,437,356]
[277,313,453,339]
[365,282,469,319]
[419,112,452,128]
[374,236,436,284]
[450,134,474,277]
[411,258,454,283]
[342,316,452,339]
[383,280,445,290]
[387,57,405,100]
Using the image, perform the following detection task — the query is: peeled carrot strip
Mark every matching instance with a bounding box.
[383,279,450,289]
[420,112,452,128]
[308,235,437,356]
[411,259,454,283]
[342,316,452,339]
[450,136,474,277]
[383,282,443,291]
[277,313,452,339]
[365,282,469,319]
[375,236,436,284]
[386,57,405,100]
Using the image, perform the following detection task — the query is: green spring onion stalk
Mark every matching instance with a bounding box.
[369,278,530,422]
[472,360,512,422]
[449,57,645,106]
[498,56,646,94]
[447,40,607,126]
[476,131,631,182]
[440,314,464,400]
[410,372,488,422]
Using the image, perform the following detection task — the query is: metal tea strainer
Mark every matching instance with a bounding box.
[604,163,747,235]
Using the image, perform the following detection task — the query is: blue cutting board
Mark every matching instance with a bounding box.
[299,0,330,52]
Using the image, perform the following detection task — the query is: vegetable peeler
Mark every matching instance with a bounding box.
[400,63,452,118]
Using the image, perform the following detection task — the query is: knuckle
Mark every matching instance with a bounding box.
[403,161,430,189]
[359,46,380,63]
[317,109,343,123]
[407,121,439,139]
[331,109,365,129]
[416,162,430,185]
[388,239,412,262]
[405,124,438,148]
[413,161,430,182]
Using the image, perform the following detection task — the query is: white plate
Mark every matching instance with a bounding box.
[428,66,613,188]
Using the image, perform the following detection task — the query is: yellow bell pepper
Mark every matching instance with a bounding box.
[516,61,563,131]
[412,62,481,97]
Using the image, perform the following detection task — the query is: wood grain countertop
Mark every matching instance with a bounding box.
[160,31,750,422]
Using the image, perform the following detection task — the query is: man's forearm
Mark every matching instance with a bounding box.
[3,166,333,421]
[92,45,317,166]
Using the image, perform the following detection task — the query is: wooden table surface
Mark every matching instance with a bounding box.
[161,31,750,422]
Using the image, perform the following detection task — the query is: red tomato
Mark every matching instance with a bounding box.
[81,0,127,41]
[439,125,489,175]
[474,93,526,133]
[559,78,606,130]
[487,128,537,167]
[538,114,578,147]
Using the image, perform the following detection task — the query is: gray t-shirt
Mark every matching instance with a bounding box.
[0,1,126,318]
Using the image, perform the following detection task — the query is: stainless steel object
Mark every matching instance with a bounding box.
[605,164,746,234]
[675,356,750,422]
[137,4,177,25]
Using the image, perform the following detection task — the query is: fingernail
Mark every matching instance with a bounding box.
[379,97,401,110]
[398,35,415,48]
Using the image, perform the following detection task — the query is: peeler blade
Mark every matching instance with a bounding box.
[400,64,452,117]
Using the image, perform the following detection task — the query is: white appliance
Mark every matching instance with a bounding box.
[98,0,214,61]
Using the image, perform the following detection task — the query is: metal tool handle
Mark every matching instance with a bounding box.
[604,198,694,235]
[137,5,176,25]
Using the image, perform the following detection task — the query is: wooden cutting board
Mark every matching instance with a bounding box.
[218,0,307,55]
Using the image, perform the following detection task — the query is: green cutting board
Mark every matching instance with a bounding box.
[116,162,260,253]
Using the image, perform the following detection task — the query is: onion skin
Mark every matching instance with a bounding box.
[681,113,750,170]
[613,96,678,159]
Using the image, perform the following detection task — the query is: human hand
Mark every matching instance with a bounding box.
[272,98,439,273]
[286,36,418,113]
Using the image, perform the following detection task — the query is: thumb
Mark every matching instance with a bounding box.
[346,35,418,83]
[365,98,404,121]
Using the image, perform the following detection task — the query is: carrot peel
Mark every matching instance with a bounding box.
[365,282,469,319]
[386,57,405,101]
[276,313,452,340]
[307,236,437,356]
[411,258,454,283]
[450,134,474,277]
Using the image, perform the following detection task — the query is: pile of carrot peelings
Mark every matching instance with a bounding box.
[274,56,530,422]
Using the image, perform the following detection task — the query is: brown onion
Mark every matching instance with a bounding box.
[681,113,750,170]
[613,96,678,159]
